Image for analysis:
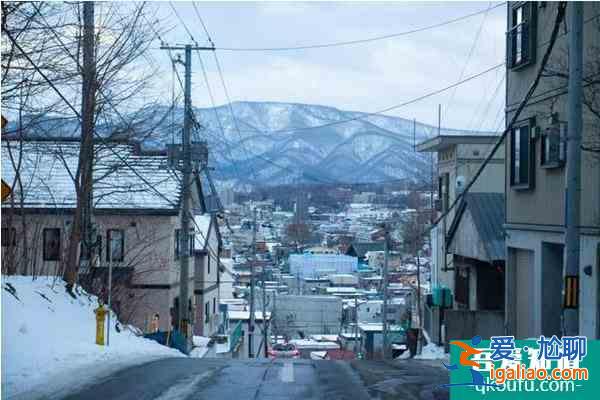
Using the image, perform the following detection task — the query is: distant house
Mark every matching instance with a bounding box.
[358,323,406,360]
[345,242,385,263]
[444,193,506,341]
[1,139,221,334]
[193,213,222,337]
[446,193,505,310]
[417,133,505,344]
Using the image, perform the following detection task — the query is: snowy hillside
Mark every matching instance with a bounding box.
[1,276,183,400]
[12,101,494,186]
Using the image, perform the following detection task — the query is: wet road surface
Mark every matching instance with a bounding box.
[61,358,372,400]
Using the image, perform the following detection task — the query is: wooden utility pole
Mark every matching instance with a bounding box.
[249,206,257,357]
[161,43,214,340]
[354,295,359,354]
[416,248,422,355]
[262,268,268,357]
[382,225,390,359]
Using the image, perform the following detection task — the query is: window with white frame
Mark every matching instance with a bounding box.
[508,3,536,69]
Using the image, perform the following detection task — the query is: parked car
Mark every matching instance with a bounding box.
[268,343,300,359]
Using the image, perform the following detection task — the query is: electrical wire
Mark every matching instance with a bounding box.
[443,1,491,117]
[215,2,506,51]
[428,1,568,234]
[253,63,504,135]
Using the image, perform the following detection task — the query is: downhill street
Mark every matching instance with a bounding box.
[60,358,448,400]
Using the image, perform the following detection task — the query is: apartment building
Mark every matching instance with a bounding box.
[504,2,600,338]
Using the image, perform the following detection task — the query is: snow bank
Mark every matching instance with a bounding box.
[2,276,184,400]
[414,342,447,360]
[190,335,211,358]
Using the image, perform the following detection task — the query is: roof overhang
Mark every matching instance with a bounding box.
[416,135,500,153]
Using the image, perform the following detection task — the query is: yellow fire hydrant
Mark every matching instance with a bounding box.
[95,303,108,345]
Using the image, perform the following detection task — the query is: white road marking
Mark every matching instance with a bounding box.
[280,361,295,383]
[153,371,211,400]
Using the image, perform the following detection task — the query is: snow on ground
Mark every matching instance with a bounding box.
[414,342,448,360]
[412,329,448,360]
[190,336,211,358]
[2,276,184,400]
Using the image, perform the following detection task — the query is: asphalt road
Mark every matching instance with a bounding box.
[61,358,373,400]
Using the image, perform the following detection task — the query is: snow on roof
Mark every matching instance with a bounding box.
[358,323,404,332]
[1,140,181,210]
[227,311,271,321]
[194,214,212,249]
[289,339,339,350]
[325,287,357,293]
[310,334,339,342]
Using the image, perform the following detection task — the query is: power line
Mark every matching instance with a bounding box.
[443,1,491,117]
[164,3,506,187]
[215,2,506,51]
[193,51,245,181]
[11,12,224,265]
[165,0,505,191]
[192,1,214,45]
[428,1,567,233]
[253,63,504,135]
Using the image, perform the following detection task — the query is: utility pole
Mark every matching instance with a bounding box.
[262,268,268,357]
[438,104,441,136]
[382,225,389,360]
[416,248,422,355]
[564,1,583,336]
[413,118,416,151]
[161,43,214,340]
[107,240,112,346]
[354,295,359,355]
[248,207,257,358]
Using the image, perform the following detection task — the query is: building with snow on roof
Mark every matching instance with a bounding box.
[1,139,223,336]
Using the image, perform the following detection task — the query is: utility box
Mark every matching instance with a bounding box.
[432,287,452,308]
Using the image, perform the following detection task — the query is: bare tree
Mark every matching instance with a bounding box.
[2,2,168,293]
[542,18,600,157]
[285,223,312,246]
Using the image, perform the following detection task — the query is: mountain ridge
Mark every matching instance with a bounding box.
[9,100,497,186]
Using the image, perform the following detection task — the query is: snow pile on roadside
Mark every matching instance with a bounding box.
[414,342,447,360]
[2,276,184,400]
[190,335,211,358]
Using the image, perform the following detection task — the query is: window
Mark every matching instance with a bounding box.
[541,122,566,167]
[205,302,210,322]
[510,120,534,188]
[438,173,450,211]
[107,229,124,262]
[213,298,216,314]
[508,3,536,69]
[2,228,16,247]
[43,228,61,261]
[174,229,194,260]
[207,256,211,275]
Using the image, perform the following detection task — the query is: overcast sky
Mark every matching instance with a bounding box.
[147,1,507,131]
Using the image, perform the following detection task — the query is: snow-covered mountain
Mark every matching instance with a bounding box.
[12,101,493,186]
[138,101,495,186]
